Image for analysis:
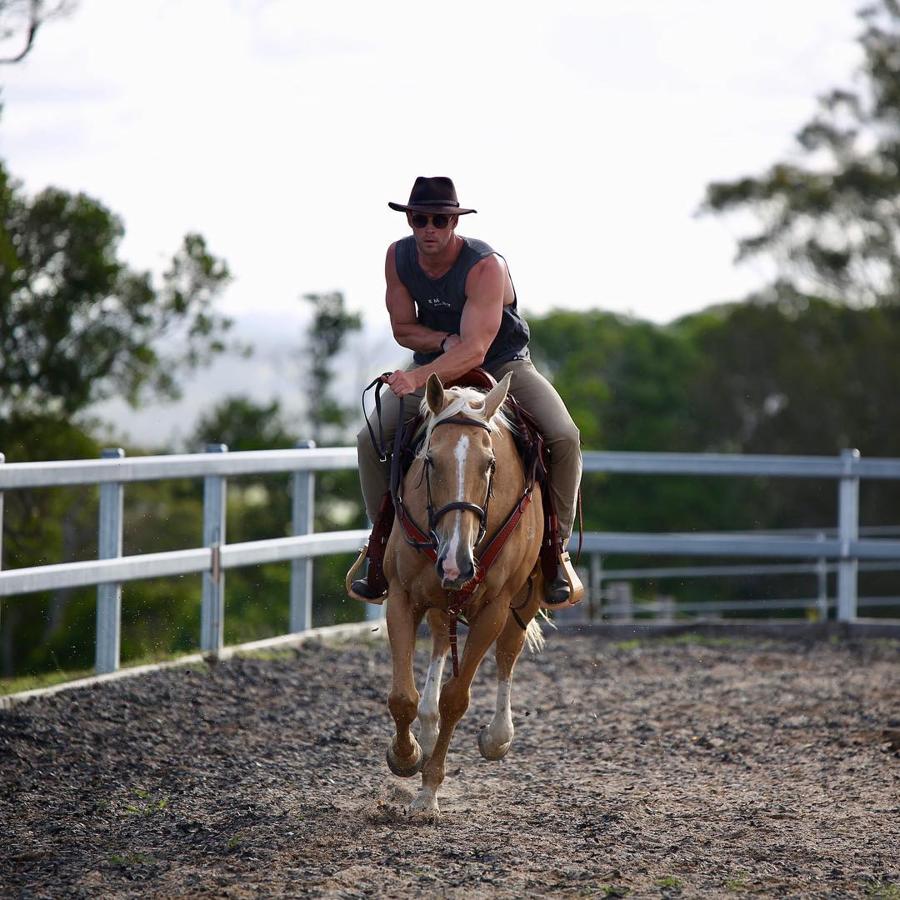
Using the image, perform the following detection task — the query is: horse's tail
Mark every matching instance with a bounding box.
[524,614,546,654]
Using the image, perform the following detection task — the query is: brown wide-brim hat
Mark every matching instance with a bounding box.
[388,176,477,215]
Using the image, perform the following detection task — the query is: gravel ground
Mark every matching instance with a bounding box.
[0,630,898,899]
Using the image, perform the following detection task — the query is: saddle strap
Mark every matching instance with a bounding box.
[575,485,584,565]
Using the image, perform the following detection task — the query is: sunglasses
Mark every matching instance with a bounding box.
[411,213,452,229]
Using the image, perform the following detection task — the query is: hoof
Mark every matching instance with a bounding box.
[478,726,511,761]
[408,788,440,818]
[386,738,423,777]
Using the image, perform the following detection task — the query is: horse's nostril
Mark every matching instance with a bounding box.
[438,557,461,581]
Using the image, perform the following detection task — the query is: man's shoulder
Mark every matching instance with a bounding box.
[462,236,496,257]
[388,236,416,259]
[463,239,506,280]
[386,236,415,267]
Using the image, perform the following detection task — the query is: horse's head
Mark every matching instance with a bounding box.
[420,371,513,589]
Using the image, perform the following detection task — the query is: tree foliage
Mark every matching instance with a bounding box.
[0,0,72,64]
[190,395,297,453]
[0,156,238,678]
[0,163,234,421]
[301,291,361,444]
[530,300,900,535]
[702,0,900,306]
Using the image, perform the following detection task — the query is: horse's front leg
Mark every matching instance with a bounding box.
[386,588,425,777]
[418,608,449,761]
[410,602,507,817]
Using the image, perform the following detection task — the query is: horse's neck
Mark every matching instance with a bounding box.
[490,428,525,501]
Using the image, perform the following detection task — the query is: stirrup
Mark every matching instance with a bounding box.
[345,545,387,605]
[541,551,584,608]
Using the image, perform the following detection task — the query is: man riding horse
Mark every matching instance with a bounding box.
[350,176,582,606]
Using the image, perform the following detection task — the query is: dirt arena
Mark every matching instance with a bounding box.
[1,627,898,898]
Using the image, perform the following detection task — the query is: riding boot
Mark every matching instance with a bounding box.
[540,506,584,608]
[345,492,393,604]
[545,575,571,605]
[347,556,387,604]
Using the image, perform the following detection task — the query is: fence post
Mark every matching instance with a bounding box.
[201,444,228,655]
[656,595,676,620]
[589,552,603,621]
[837,448,860,622]
[96,448,125,674]
[815,531,829,622]
[0,452,4,639]
[291,440,315,633]
[606,581,633,622]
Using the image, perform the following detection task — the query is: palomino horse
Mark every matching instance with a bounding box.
[383,371,545,816]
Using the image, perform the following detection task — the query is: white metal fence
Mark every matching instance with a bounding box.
[1,445,899,677]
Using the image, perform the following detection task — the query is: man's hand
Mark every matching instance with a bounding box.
[442,333,462,353]
[386,369,421,397]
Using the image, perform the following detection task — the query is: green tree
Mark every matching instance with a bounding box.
[0,416,99,676]
[0,163,234,423]
[529,310,755,543]
[301,291,361,444]
[297,292,366,623]
[0,159,236,679]
[190,395,297,452]
[676,295,900,522]
[701,0,900,307]
[528,303,900,615]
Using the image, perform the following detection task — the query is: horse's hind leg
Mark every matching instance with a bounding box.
[386,590,425,777]
[418,609,449,761]
[480,582,542,761]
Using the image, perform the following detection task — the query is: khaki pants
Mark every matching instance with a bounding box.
[355,359,582,543]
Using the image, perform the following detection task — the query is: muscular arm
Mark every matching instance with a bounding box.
[385,244,447,353]
[424,254,505,381]
[387,254,506,396]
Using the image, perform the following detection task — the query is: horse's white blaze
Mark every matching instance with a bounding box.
[454,435,469,490]
[445,434,470,571]
[418,655,446,758]
[481,678,515,755]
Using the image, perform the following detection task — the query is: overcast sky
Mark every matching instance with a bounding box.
[0,0,867,442]
[2,0,864,323]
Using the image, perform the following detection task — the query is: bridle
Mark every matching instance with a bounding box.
[411,415,497,554]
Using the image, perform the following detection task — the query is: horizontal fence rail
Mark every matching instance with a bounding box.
[1,446,899,680]
[4,448,900,492]
[0,447,360,490]
[581,450,900,479]
[0,532,372,597]
[580,532,900,560]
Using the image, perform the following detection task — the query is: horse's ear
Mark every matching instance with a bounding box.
[482,371,512,421]
[426,373,446,415]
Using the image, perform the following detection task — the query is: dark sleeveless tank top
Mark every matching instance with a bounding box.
[394,235,530,369]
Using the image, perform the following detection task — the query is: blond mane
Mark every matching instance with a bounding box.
[416,386,515,457]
